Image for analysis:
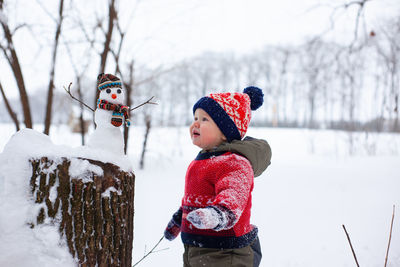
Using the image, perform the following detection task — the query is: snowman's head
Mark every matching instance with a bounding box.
[99,86,125,105]
[97,73,125,105]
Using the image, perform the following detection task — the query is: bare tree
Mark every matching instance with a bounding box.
[309,0,375,49]
[64,39,93,145]
[43,0,65,135]
[299,39,327,128]
[0,81,20,131]
[374,18,400,132]
[0,0,32,128]
[95,0,117,108]
[139,113,152,170]
[122,61,134,154]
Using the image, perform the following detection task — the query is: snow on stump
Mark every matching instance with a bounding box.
[29,157,135,267]
[0,129,135,266]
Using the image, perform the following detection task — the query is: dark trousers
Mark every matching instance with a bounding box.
[183,236,262,267]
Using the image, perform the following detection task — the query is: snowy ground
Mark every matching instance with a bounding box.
[0,124,399,267]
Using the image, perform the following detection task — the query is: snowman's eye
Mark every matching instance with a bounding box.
[106,89,111,94]
[117,89,122,94]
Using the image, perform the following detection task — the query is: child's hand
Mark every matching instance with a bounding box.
[164,208,183,241]
[164,219,180,241]
[187,207,222,230]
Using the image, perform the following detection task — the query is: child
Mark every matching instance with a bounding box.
[164,86,272,267]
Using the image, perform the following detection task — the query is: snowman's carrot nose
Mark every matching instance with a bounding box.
[112,94,117,99]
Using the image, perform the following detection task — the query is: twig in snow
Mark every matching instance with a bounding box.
[152,248,169,253]
[130,96,157,112]
[64,82,95,112]
[384,205,395,267]
[132,236,166,267]
[342,224,360,267]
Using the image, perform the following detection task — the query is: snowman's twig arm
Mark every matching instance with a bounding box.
[130,96,157,111]
[64,82,95,112]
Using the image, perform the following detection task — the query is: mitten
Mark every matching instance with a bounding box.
[111,112,123,127]
[187,206,233,231]
[164,208,182,241]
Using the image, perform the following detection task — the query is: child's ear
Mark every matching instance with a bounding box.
[222,135,227,141]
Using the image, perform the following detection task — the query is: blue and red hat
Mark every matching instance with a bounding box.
[193,86,264,142]
[97,73,122,91]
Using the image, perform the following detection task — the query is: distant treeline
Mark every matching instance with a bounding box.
[1,17,399,134]
[132,19,400,133]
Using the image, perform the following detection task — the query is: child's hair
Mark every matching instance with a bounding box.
[192,86,263,141]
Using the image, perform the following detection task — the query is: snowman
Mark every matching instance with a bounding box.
[87,73,131,155]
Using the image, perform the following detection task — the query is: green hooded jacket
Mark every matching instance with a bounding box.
[202,136,272,177]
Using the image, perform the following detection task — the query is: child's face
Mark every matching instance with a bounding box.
[190,108,226,150]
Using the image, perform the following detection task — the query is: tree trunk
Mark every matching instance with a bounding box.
[75,76,86,145]
[95,0,116,108]
[29,157,135,267]
[44,0,65,135]
[139,115,151,169]
[0,0,32,128]
[0,81,20,131]
[122,61,134,155]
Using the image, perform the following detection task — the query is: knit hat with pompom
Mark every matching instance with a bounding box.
[97,73,122,91]
[193,86,264,142]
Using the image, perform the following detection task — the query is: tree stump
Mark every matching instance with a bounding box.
[29,156,135,267]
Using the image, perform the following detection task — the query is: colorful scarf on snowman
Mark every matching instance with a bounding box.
[97,99,131,127]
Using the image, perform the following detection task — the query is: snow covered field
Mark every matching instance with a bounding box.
[0,124,399,267]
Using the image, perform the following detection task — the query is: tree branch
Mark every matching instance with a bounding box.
[44,0,65,135]
[35,0,57,23]
[384,205,395,267]
[342,224,360,267]
[64,83,95,112]
[11,23,28,35]
[96,0,117,107]
[132,236,166,267]
[135,65,179,87]
[0,81,20,131]
[130,96,157,111]
[0,2,32,128]
[307,0,373,50]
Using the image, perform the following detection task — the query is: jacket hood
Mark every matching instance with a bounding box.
[208,136,272,177]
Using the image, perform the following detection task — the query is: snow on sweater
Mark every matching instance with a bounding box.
[180,150,258,249]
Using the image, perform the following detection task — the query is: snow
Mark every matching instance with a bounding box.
[69,158,103,182]
[87,86,127,155]
[131,127,400,267]
[0,130,75,267]
[0,124,399,266]
[0,127,132,267]
[101,187,122,198]
[186,208,220,230]
[0,128,132,171]
[87,122,125,155]
[0,9,7,25]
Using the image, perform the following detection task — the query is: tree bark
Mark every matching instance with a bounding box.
[76,76,87,145]
[0,81,20,131]
[30,157,135,267]
[95,0,117,107]
[140,115,151,169]
[44,0,65,135]
[0,0,32,128]
[123,61,134,155]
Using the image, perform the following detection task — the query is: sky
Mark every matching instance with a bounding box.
[125,0,400,65]
[1,0,399,98]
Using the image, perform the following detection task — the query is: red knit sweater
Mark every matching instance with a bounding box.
[180,150,258,249]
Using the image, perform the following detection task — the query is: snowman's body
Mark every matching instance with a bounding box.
[87,85,126,155]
